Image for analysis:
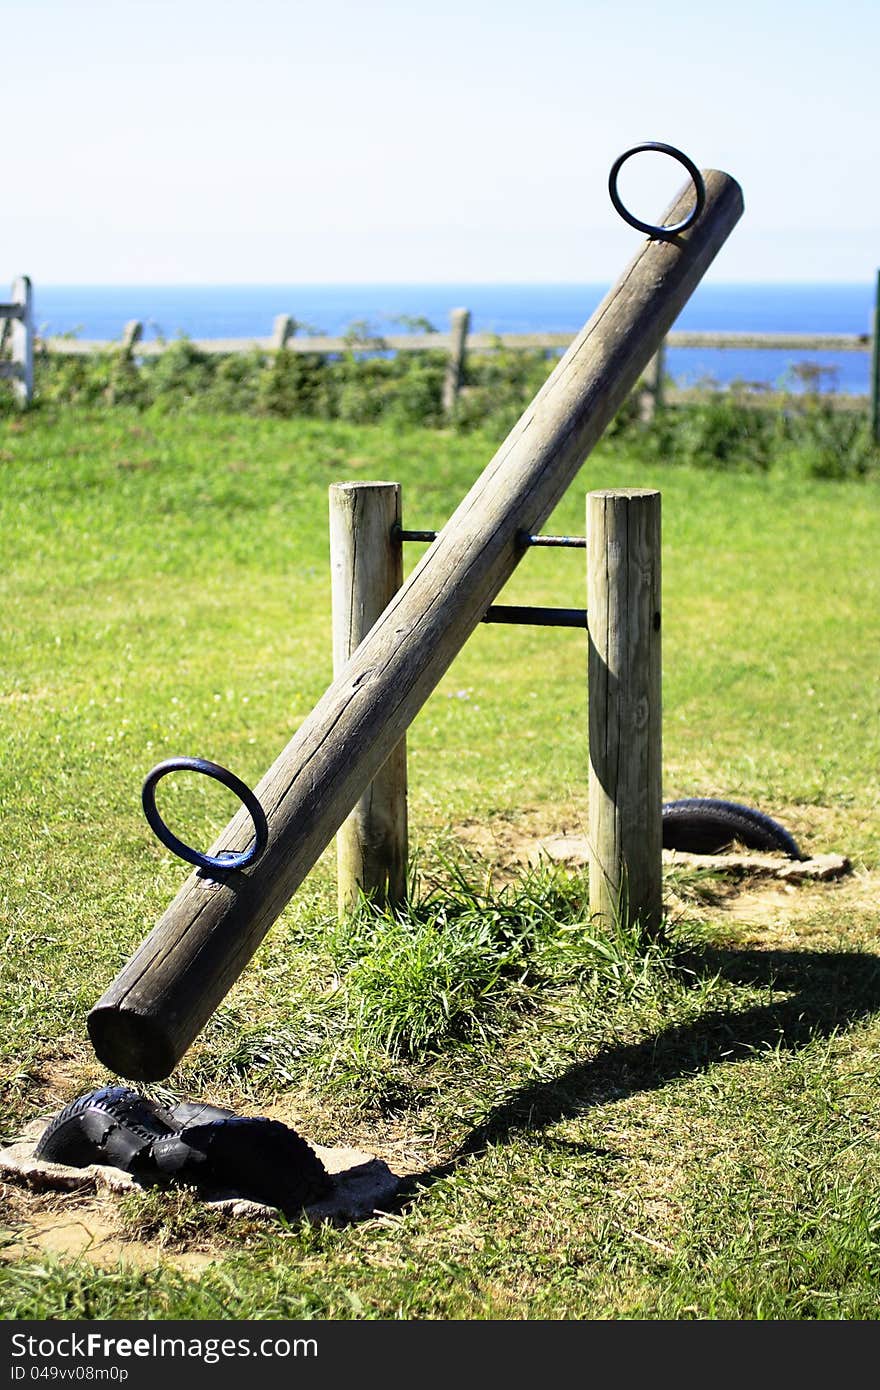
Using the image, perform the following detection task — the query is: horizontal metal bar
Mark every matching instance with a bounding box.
[0,303,24,320]
[482,605,588,628]
[521,533,587,548]
[0,361,22,379]
[396,527,587,549]
[396,527,437,543]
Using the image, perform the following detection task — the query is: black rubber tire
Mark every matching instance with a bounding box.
[151,1116,332,1207]
[34,1086,178,1171]
[169,1100,237,1129]
[661,798,804,860]
[36,1090,331,1209]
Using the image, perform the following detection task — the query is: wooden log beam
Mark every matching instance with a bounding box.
[88,168,744,1080]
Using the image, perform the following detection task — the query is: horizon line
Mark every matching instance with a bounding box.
[31,278,876,290]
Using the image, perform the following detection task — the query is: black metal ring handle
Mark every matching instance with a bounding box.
[142,757,269,872]
[608,143,706,239]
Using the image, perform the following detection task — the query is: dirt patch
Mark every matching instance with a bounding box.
[0,688,52,705]
[19,1044,107,1117]
[2,1197,216,1273]
[454,802,588,876]
[449,807,875,946]
[706,867,880,948]
[0,1109,402,1276]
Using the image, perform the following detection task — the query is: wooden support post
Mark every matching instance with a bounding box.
[442,307,470,419]
[871,270,880,445]
[272,314,294,350]
[587,489,662,932]
[330,482,408,914]
[88,168,742,1080]
[11,275,33,408]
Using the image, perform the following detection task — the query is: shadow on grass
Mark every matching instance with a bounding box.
[395,945,880,1200]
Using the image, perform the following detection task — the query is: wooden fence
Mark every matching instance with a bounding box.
[0,276,34,408]
[4,275,880,439]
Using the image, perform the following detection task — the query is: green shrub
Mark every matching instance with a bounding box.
[257,349,334,417]
[11,334,880,482]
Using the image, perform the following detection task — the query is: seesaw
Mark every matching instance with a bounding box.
[88,144,744,1081]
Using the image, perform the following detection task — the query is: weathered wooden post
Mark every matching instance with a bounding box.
[652,338,667,413]
[871,270,879,445]
[88,166,743,1080]
[638,341,666,422]
[11,275,33,408]
[587,489,662,931]
[330,482,408,914]
[121,320,143,358]
[105,321,144,406]
[442,307,470,419]
[272,314,295,350]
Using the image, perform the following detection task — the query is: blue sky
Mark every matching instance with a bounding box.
[4,0,878,283]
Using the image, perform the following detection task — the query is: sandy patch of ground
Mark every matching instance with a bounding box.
[451,805,877,949]
[0,1108,401,1277]
[1,1191,216,1272]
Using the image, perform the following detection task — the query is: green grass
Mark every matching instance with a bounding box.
[2,405,880,1320]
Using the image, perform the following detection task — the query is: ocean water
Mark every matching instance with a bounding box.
[33,282,876,395]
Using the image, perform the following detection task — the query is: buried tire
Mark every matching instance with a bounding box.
[661,798,804,860]
[34,1086,178,1172]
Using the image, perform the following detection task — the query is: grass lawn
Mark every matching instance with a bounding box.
[1,405,879,1319]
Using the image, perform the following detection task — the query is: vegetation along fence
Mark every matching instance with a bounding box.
[3,273,879,441]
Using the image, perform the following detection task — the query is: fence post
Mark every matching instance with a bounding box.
[272,314,294,350]
[653,337,667,412]
[11,275,33,408]
[587,488,662,932]
[330,481,408,915]
[871,270,880,445]
[638,338,666,422]
[121,320,143,358]
[442,307,470,419]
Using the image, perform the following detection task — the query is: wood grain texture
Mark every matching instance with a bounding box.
[587,490,662,931]
[330,483,408,914]
[88,168,744,1080]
